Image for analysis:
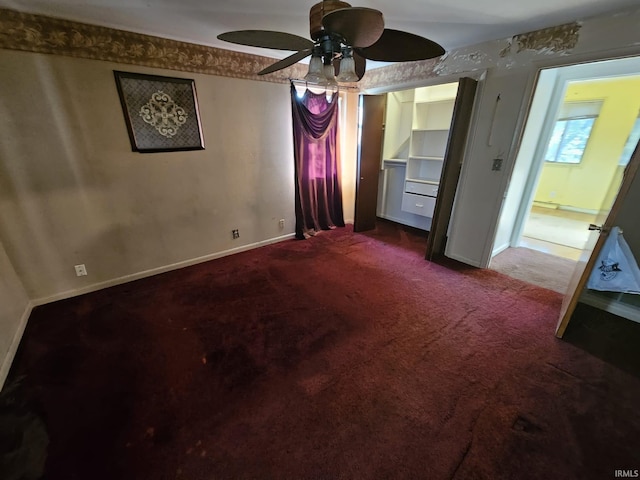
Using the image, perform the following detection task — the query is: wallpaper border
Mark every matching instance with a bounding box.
[0,8,583,90]
[0,8,308,83]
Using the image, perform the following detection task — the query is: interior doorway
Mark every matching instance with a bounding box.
[490,56,640,293]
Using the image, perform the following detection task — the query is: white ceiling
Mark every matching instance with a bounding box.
[1,0,638,66]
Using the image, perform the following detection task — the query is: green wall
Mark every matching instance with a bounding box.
[534,77,640,212]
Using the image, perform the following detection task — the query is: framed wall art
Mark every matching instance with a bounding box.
[114,71,205,153]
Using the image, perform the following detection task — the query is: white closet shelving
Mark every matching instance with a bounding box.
[379,83,458,228]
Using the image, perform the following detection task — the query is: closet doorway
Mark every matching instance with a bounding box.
[354,77,478,262]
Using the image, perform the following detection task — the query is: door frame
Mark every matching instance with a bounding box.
[353,94,386,232]
[356,72,484,236]
[426,77,478,259]
[505,57,640,254]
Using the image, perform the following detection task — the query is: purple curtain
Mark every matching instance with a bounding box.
[291,84,345,239]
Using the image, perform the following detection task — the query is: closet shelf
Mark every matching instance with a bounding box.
[384,158,407,165]
[411,128,449,133]
[406,177,439,184]
[409,155,444,161]
[380,82,458,223]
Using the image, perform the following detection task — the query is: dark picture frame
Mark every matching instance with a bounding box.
[114,71,205,153]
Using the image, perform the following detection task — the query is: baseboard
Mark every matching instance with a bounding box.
[0,301,33,391]
[532,202,558,210]
[580,290,640,324]
[32,233,296,307]
[558,205,601,215]
[2,232,296,390]
[531,203,601,216]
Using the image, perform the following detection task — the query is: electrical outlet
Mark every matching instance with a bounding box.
[279,219,285,229]
[74,264,87,276]
[232,229,240,239]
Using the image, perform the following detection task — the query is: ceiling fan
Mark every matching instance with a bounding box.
[217,0,445,82]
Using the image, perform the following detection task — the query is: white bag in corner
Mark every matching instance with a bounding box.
[587,226,640,294]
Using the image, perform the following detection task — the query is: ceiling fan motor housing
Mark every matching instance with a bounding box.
[309,0,352,40]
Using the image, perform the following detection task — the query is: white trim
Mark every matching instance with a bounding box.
[480,70,540,269]
[32,233,295,306]
[0,302,33,391]
[2,234,296,390]
[531,203,601,215]
[558,205,601,215]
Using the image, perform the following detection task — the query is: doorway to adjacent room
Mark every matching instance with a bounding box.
[490,56,640,293]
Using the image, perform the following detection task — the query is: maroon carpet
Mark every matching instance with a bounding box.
[5,221,640,479]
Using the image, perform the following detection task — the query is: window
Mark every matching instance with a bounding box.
[544,101,602,164]
[619,115,640,167]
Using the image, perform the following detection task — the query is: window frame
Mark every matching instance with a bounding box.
[544,100,602,165]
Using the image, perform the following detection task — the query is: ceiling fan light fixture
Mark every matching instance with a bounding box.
[304,54,326,84]
[323,60,338,87]
[336,50,359,83]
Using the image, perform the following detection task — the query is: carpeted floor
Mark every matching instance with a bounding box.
[490,246,578,293]
[4,221,640,479]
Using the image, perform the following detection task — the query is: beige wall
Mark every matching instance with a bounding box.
[0,49,360,388]
[2,6,640,386]
[0,51,299,300]
[339,91,359,224]
[442,8,640,267]
[0,240,30,389]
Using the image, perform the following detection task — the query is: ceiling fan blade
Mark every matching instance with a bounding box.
[258,49,313,75]
[357,29,445,62]
[354,50,366,80]
[322,7,384,48]
[218,30,314,51]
